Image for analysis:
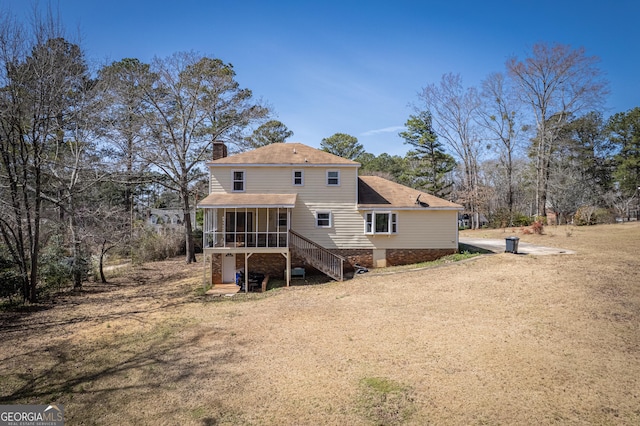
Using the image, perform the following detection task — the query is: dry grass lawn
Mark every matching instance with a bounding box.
[1,222,639,425]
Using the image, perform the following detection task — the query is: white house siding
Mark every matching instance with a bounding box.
[288,167,371,249]
[207,165,372,249]
[209,166,356,195]
[206,165,458,251]
[362,209,458,250]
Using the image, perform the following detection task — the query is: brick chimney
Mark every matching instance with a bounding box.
[212,141,227,160]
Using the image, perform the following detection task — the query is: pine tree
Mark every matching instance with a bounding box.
[399,111,455,197]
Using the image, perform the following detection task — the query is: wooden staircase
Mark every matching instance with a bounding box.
[289,230,345,281]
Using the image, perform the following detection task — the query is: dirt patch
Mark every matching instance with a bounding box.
[1,223,640,425]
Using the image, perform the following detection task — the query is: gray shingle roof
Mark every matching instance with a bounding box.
[358,176,462,209]
[207,143,360,166]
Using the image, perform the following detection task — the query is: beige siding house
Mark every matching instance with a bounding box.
[198,142,462,288]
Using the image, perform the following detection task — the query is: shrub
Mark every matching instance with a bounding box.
[39,239,91,294]
[534,215,548,226]
[513,213,533,227]
[488,209,533,228]
[39,237,73,291]
[488,208,511,228]
[532,220,545,235]
[0,254,22,301]
[574,206,616,226]
[132,226,185,263]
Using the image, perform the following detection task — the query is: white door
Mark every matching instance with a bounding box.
[222,253,236,283]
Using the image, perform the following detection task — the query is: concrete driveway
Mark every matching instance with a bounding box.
[459,237,576,255]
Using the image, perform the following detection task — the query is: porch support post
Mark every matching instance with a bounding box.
[286,249,291,287]
[244,252,248,293]
[202,252,207,289]
[244,252,254,293]
[280,252,290,287]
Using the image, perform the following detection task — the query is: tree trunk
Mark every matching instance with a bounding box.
[28,154,42,303]
[181,186,196,264]
[99,240,110,283]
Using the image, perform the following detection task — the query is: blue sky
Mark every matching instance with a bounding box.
[4,0,639,156]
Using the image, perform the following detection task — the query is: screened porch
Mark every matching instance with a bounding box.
[198,193,297,250]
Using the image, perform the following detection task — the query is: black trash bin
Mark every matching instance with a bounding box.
[505,236,519,253]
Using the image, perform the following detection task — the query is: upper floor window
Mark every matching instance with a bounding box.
[326,170,340,186]
[316,211,332,228]
[365,211,397,235]
[232,170,245,192]
[293,170,304,186]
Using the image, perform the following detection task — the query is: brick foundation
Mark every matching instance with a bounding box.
[334,248,456,270]
[330,249,374,271]
[386,248,456,266]
[209,247,457,282]
[211,253,222,283]
[234,253,290,279]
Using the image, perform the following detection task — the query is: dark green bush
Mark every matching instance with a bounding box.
[0,254,22,300]
[39,237,73,291]
[489,208,532,228]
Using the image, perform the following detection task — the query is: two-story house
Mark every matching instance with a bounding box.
[198,142,463,289]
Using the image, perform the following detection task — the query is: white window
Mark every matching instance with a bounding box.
[316,211,332,228]
[278,212,288,229]
[326,170,340,186]
[293,170,304,186]
[364,211,398,235]
[232,170,245,192]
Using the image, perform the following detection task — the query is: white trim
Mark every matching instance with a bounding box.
[364,211,398,235]
[232,169,245,192]
[315,210,332,228]
[292,169,304,186]
[326,170,340,186]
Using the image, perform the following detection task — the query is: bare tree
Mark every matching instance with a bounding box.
[80,204,130,283]
[478,72,524,224]
[95,58,153,256]
[0,8,87,300]
[0,12,31,299]
[506,43,608,217]
[138,52,269,263]
[418,73,484,228]
[44,54,100,289]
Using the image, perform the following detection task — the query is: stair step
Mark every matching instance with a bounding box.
[289,231,344,282]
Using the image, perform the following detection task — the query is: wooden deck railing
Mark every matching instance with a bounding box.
[289,230,344,281]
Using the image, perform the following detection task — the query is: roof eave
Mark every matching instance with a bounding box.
[206,162,360,168]
[357,205,463,211]
[197,203,295,209]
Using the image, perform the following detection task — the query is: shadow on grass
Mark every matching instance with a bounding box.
[0,261,200,337]
[0,318,245,424]
[458,242,495,254]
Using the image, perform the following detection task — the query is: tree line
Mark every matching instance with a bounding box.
[321,48,638,231]
[1,9,638,303]
[0,10,272,302]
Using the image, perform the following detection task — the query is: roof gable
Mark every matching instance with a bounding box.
[207,143,360,166]
[358,175,462,209]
